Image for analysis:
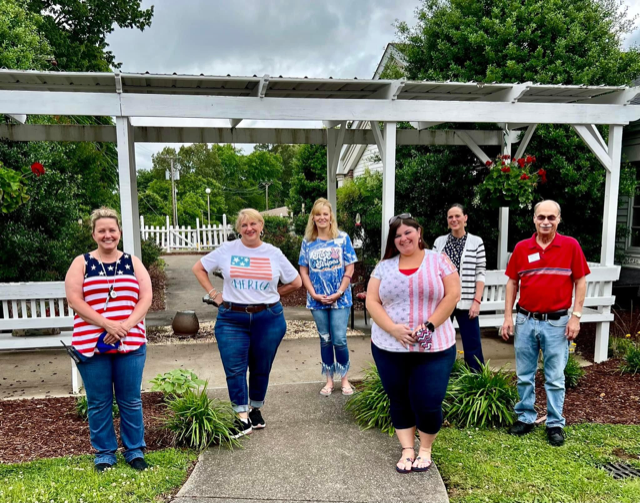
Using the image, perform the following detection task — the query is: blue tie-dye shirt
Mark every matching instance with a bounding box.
[298,231,358,310]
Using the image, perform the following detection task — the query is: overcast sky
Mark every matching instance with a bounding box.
[105,0,640,170]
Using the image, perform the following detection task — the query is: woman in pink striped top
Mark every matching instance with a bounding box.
[65,207,152,472]
[366,214,460,474]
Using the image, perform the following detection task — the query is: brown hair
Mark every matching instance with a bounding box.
[382,216,426,260]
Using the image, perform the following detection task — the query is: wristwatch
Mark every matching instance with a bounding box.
[425,321,435,332]
[571,311,582,319]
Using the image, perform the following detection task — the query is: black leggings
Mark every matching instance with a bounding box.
[372,342,456,434]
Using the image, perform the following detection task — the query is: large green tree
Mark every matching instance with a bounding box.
[392,0,640,265]
[287,144,328,216]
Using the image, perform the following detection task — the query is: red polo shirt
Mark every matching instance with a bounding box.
[505,233,590,313]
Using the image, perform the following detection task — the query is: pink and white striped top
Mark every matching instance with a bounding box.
[72,252,146,356]
[371,250,457,353]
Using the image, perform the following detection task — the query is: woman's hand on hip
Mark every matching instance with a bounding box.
[390,324,415,349]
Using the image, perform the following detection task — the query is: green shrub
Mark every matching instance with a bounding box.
[75,394,119,421]
[292,213,308,236]
[444,361,518,429]
[609,336,636,359]
[150,369,206,398]
[564,353,586,388]
[141,237,163,268]
[262,215,303,270]
[164,384,240,450]
[619,343,640,375]
[345,364,395,436]
[450,357,468,379]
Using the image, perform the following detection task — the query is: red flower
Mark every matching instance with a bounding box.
[525,155,534,164]
[30,162,45,177]
[501,167,511,173]
[532,156,536,163]
[502,154,511,160]
[520,173,530,180]
[517,158,525,168]
[537,169,546,176]
[485,160,493,167]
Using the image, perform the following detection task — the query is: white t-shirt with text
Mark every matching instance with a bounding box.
[200,240,299,305]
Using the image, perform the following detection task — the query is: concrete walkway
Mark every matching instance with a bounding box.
[173,382,449,503]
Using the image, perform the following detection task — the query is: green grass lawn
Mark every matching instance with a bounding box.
[0,448,198,503]
[435,424,640,503]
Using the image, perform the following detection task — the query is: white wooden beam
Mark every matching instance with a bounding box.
[229,119,242,128]
[410,121,443,130]
[587,87,639,105]
[2,90,638,124]
[326,123,346,209]
[514,124,537,159]
[456,130,491,165]
[371,121,385,158]
[600,125,623,265]
[573,125,612,172]
[368,80,405,100]
[8,114,26,123]
[116,117,141,258]
[323,121,342,128]
[0,124,117,142]
[381,122,397,257]
[482,83,531,103]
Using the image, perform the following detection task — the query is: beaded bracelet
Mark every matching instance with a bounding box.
[473,298,482,304]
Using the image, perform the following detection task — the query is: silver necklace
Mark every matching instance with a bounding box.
[98,251,121,300]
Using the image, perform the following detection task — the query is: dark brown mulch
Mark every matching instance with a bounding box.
[279,284,367,310]
[149,263,166,312]
[0,392,173,464]
[534,358,640,425]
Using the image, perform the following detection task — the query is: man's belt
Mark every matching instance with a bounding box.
[516,305,568,321]
[222,302,279,314]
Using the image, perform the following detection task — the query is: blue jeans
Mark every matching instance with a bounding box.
[372,343,456,434]
[215,302,287,413]
[452,309,484,372]
[514,313,570,428]
[74,344,147,466]
[311,307,351,377]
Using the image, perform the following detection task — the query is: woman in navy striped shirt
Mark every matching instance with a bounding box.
[65,207,152,472]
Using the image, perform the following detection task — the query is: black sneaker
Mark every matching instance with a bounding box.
[249,408,266,429]
[546,427,565,447]
[229,417,252,439]
[95,463,112,473]
[128,457,148,471]
[508,420,535,436]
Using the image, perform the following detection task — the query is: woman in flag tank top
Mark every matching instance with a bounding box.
[65,207,152,472]
[193,208,302,438]
[366,214,460,474]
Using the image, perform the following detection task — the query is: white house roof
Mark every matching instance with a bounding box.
[0,69,632,104]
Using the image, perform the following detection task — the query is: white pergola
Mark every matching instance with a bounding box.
[1,70,638,361]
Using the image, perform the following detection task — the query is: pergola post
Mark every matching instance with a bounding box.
[326,123,346,210]
[497,128,512,269]
[116,116,141,258]
[594,124,623,363]
[381,122,397,257]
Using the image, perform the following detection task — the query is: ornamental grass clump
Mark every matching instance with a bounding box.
[164,383,240,450]
[564,353,586,388]
[345,364,395,436]
[619,343,640,376]
[444,361,518,429]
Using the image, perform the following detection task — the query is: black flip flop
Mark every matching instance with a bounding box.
[412,456,432,472]
[396,447,414,474]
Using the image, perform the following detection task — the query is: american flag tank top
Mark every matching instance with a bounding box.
[72,252,146,356]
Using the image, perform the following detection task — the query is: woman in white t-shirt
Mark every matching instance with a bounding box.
[366,214,460,474]
[193,208,301,438]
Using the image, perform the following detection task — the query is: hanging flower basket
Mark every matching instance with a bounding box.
[477,155,546,210]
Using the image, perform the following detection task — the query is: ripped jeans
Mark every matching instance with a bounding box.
[311,307,351,378]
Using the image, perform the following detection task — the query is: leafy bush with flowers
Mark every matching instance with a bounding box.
[477,155,546,210]
[0,160,45,213]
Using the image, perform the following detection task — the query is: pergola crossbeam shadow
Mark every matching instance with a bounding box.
[1,70,638,362]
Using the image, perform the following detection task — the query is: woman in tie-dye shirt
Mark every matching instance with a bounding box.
[299,198,357,397]
[366,214,459,474]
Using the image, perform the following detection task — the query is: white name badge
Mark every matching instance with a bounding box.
[528,252,541,263]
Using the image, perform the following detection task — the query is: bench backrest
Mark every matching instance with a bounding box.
[0,282,74,331]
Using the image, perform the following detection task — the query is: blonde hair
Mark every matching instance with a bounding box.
[90,206,121,232]
[304,198,339,241]
[235,208,265,233]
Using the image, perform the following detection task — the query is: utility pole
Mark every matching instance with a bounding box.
[162,155,179,227]
[264,182,272,211]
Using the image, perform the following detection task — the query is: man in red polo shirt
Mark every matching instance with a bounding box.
[501,200,589,446]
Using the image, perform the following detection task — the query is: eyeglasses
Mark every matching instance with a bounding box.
[389,213,412,225]
[535,214,558,222]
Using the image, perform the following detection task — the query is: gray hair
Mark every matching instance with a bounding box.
[534,200,561,216]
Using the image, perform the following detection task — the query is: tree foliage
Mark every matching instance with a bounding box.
[287,144,328,216]
[0,0,52,70]
[392,0,640,264]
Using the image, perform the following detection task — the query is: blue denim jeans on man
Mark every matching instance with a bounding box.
[514,313,569,428]
[215,302,287,413]
[311,307,350,377]
[74,344,147,466]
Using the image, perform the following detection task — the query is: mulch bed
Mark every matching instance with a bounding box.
[534,358,640,425]
[279,285,366,310]
[149,263,166,312]
[0,392,173,464]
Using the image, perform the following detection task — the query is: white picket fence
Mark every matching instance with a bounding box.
[140,215,233,252]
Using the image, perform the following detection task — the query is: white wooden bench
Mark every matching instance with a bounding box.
[0,282,82,393]
[458,264,620,362]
